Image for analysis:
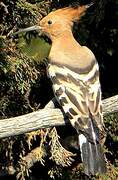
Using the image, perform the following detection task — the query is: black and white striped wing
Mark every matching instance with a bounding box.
[48,63,105,143]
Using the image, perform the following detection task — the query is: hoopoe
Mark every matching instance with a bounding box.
[15,4,106,176]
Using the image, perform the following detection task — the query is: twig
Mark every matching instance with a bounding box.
[0,2,8,14]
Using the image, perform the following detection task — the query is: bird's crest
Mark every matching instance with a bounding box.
[51,4,89,22]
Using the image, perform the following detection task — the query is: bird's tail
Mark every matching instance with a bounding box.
[78,120,106,176]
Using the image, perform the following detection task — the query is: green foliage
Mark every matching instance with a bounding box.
[16,0,38,16]
[18,35,51,61]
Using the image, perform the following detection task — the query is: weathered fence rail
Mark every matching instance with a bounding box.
[0,95,118,139]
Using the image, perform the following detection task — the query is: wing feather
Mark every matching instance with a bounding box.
[48,62,105,143]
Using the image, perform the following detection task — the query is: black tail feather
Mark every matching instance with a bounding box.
[79,134,106,176]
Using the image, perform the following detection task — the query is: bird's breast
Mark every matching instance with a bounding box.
[49,46,96,74]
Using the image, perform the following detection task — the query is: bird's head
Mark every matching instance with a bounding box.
[13,4,93,41]
[37,5,88,40]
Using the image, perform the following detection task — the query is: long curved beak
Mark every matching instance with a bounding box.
[13,25,42,35]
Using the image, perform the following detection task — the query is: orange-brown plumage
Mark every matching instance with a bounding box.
[15,4,106,177]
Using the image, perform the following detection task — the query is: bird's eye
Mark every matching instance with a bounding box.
[48,20,52,25]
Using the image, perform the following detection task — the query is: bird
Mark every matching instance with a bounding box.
[14,3,106,177]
